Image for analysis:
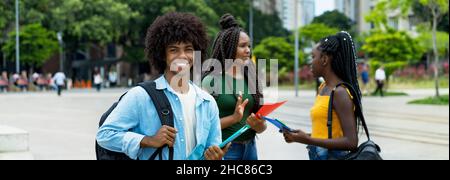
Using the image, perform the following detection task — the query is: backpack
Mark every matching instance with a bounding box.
[327,82,382,160]
[96,81,174,160]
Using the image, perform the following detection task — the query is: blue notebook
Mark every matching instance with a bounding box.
[219,124,251,148]
[197,124,251,160]
[262,116,293,132]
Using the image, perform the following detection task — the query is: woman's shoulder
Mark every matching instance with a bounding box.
[334,85,354,101]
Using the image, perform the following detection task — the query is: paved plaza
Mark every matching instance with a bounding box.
[0,88,448,160]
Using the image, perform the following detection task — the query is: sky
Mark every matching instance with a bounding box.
[315,0,336,16]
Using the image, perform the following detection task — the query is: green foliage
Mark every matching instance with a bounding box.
[365,0,415,30]
[1,0,289,65]
[159,0,220,38]
[412,1,449,33]
[2,23,58,67]
[121,46,145,63]
[0,1,13,33]
[290,23,339,49]
[370,91,409,97]
[312,10,353,31]
[253,37,295,77]
[417,29,449,57]
[206,0,288,45]
[362,30,426,75]
[49,0,137,45]
[408,95,449,105]
[419,0,449,14]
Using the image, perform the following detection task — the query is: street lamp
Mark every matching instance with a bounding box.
[15,0,20,73]
[57,32,64,72]
[249,0,254,50]
[294,0,299,97]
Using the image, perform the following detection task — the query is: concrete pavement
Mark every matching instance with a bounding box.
[256,88,449,160]
[0,88,448,160]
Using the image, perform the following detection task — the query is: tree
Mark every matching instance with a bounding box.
[0,1,14,41]
[115,0,219,63]
[161,0,220,41]
[297,23,340,46]
[417,27,449,60]
[49,0,137,45]
[205,0,288,45]
[419,0,449,97]
[253,37,295,78]
[288,23,339,66]
[412,1,449,33]
[2,23,58,67]
[1,0,56,45]
[312,10,353,32]
[362,29,426,78]
[252,10,289,46]
[365,0,415,31]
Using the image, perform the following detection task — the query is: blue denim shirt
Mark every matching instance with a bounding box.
[96,75,222,160]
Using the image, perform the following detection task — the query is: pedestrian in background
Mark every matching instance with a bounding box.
[52,72,66,96]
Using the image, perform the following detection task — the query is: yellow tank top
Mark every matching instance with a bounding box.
[310,83,353,139]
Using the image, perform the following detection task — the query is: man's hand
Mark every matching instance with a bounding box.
[140,125,177,148]
[204,143,231,160]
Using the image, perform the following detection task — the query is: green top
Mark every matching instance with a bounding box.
[202,74,256,142]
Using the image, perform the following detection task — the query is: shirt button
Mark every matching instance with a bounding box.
[181,139,184,142]
[176,98,179,101]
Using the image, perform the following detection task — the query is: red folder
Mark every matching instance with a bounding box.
[256,101,287,117]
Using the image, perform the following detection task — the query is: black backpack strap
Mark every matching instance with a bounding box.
[138,81,175,160]
[327,89,334,139]
[327,82,371,140]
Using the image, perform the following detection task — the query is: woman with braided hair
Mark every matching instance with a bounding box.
[202,14,266,160]
[283,31,361,160]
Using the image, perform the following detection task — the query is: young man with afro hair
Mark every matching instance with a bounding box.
[97,12,229,160]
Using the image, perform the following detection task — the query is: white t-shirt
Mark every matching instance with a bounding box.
[108,72,117,83]
[375,69,386,81]
[173,83,197,157]
[94,74,103,84]
[52,72,66,86]
[32,73,39,81]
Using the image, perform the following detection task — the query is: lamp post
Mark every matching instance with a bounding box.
[57,32,64,72]
[294,0,299,97]
[249,0,254,50]
[15,0,20,73]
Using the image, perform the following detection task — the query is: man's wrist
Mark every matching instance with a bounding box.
[140,136,155,148]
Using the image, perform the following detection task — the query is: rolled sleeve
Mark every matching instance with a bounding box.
[122,132,145,159]
[96,87,146,159]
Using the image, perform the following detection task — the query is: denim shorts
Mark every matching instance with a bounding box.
[224,138,258,160]
[307,145,349,160]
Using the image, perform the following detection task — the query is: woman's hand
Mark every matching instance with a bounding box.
[283,129,310,144]
[231,94,249,123]
[247,113,267,133]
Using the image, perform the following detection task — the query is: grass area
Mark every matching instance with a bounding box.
[408,95,449,105]
[388,76,449,89]
[277,76,449,91]
[368,91,409,97]
[278,82,316,90]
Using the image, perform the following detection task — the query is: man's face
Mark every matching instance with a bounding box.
[165,42,194,75]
